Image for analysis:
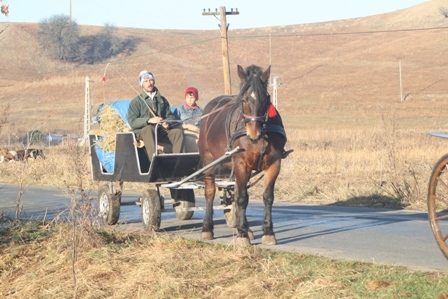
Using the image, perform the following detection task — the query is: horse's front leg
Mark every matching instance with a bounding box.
[261,163,281,245]
[201,174,216,241]
[235,179,251,246]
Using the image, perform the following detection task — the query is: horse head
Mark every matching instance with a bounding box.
[237,65,271,143]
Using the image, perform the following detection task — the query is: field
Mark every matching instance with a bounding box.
[2,1,448,297]
[2,1,448,209]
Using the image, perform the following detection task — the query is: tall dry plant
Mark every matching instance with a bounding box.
[60,139,104,298]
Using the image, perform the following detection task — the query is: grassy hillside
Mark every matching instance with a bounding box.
[2,1,448,211]
[2,0,448,136]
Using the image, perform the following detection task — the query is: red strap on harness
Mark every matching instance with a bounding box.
[268,103,277,118]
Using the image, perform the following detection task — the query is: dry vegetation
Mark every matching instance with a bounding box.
[2,1,448,297]
[1,221,447,299]
[1,3,448,210]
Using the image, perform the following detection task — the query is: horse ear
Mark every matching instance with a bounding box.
[237,65,247,83]
[261,65,271,84]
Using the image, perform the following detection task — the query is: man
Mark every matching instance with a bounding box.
[127,70,184,161]
[176,87,203,128]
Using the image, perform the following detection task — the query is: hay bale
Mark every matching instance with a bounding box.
[95,105,130,152]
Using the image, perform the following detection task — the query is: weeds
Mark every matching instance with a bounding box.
[1,223,447,298]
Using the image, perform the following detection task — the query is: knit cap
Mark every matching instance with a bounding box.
[185,87,199,100]
[139,70,155,87]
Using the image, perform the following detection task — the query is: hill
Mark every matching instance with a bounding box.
[2,0,448,137]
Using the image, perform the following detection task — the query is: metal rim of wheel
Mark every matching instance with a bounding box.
[427,154,448,260]
[141,189,161,231]
[98,185,121,225]
[224,200,239,228]
[98,188,110,223]
[142,196,150,227]
[175,200,195,220]
[173,189,195,220]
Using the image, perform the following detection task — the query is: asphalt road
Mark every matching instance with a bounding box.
[1,183,447,272]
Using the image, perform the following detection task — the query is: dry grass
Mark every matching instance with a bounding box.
[1,221,447,299]
[0,115,445,211]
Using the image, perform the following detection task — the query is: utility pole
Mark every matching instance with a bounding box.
[399,58,403,101]
[272,75,279,108]
[84,77,92,143]
[203,7,239,95]
[69,0,72,22]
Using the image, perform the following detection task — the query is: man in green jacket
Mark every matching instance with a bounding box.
[127,70,184,161]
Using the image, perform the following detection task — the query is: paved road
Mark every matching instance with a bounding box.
[1,183,447,272]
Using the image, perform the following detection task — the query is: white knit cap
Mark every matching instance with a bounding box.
[139,70,155,87]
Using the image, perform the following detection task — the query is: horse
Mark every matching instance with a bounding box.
[198,64,287,246]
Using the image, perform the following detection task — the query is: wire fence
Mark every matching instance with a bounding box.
[0,132,81,148]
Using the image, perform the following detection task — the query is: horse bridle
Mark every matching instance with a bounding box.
[240,91,270,144]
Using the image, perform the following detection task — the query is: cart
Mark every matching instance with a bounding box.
[88,131,241,231]
[427,132,448,260]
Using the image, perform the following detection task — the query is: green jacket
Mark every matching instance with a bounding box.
[127,88,177,136]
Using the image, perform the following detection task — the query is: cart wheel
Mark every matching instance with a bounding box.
[171,189,195,220]
[224,201,239,228]
[98,185,121,225]
[428,154,448,260]
[141,189,161,231]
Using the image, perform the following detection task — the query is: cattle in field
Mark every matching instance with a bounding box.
[26,148,46,160]
[0,148,45,162]
[0,149,18,162]
[16,148,46,161]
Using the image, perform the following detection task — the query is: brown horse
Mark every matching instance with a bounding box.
[198,64,287,246]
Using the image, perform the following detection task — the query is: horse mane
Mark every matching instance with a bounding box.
[238,65,270,111]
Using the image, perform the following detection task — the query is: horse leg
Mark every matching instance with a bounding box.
[235,178,251,246]
[201,174,216,240]
[261,163,281,245]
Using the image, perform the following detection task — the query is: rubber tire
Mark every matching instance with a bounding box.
[170,189,195,220]
[98,185,121,225]
[224,200,239,228]
[428,154,448,261]
[141,189,162,231]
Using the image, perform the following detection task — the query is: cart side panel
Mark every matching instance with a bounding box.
[89,133,150,182]
[114,132,150,182]
[149,154,202,182]
[89,134,114,181]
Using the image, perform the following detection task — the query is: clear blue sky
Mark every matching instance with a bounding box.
[1,0,428,30]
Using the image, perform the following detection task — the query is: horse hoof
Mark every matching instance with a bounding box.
[200,231,214,241]
[262,235,277,245]
[235,237,251,247]
[248,229,255,241]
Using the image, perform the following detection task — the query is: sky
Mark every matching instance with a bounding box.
[1,0,428,30]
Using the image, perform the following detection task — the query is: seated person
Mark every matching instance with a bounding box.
[175,87,203,152]
[127,70,184,161]
[177,87,203,128]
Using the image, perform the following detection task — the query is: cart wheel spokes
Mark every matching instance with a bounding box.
[98,185,121,225]
[141,189,161,231]
[428,154,448,260]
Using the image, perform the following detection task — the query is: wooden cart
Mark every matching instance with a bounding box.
[89,131,241,231]
[427,132,448,261]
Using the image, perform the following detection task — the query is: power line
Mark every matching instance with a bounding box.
[228,25,448,39]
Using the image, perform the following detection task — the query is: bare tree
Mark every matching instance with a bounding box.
[0,104,9,135]
[439,6,448,18]
[82,23,129,64]
[37,15,80,61]
[0,0,8,17]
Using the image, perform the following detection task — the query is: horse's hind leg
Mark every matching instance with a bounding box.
[261,164,281,245]
[201,175,216,241]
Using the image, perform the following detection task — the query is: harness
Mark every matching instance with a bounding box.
[223,96,286,172]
